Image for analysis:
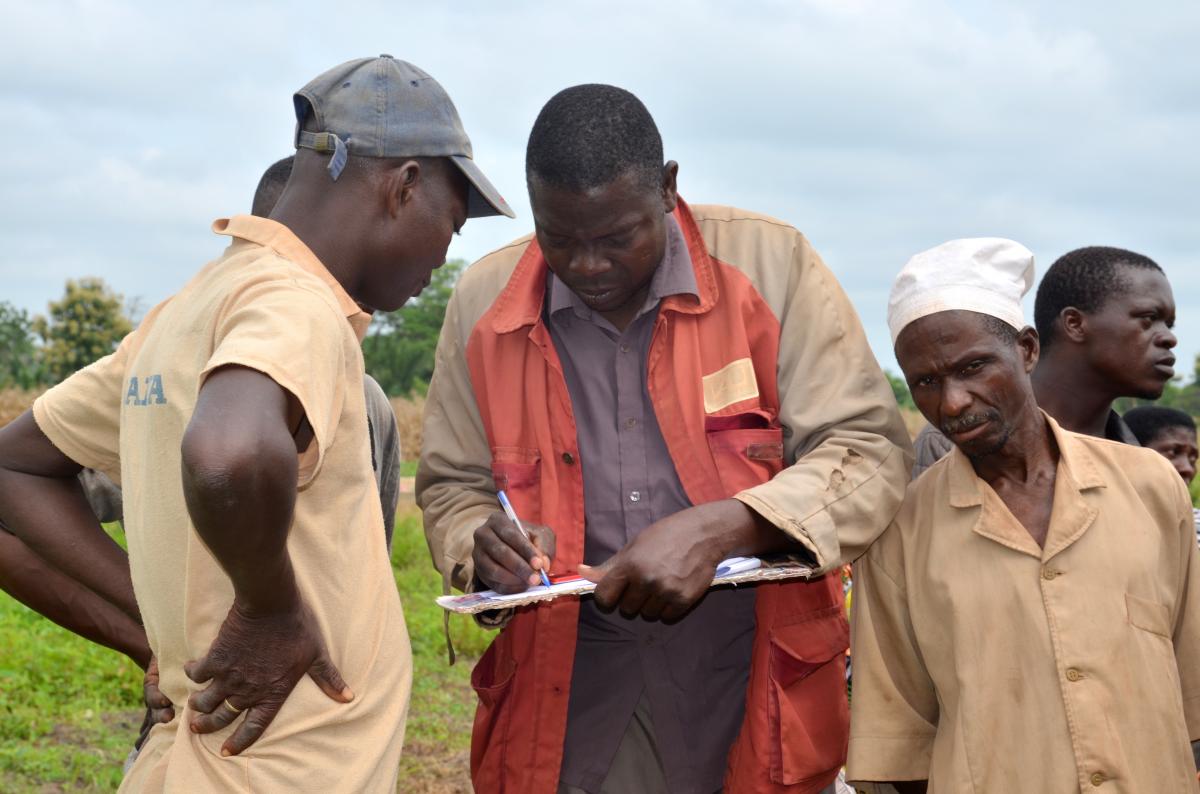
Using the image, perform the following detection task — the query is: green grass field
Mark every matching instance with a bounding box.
[0,505,488,793]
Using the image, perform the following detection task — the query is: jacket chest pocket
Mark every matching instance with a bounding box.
[490,447,541,518]
[704,411,785,495]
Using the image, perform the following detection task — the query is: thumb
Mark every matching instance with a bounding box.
[308,655,354,704]
[577,560,613,584]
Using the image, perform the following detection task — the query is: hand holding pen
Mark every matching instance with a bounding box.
[498,491,551,587]
[470,492,557,594]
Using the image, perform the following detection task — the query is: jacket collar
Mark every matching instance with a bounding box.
[490,198,718,334]
[212,215,372,341]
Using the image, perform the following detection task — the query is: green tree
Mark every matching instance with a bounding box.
[0,301,44,389]
[33,278,132,384]
[363,259,465,396]
[885,370,915,410]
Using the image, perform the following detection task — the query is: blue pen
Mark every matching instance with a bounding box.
[497,490,552,587]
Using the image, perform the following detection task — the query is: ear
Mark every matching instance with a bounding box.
[660,161,679,213]
[1017,327,1040,373]
[1059,307,1087,344]
[382,160,422,219]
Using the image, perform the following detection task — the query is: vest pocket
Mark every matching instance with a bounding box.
[766,605,850,785]
[470,640,518,774]
[490,447,542,518]
[704,412,784,495]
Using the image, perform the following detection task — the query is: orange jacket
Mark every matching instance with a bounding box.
[418,201,913,793]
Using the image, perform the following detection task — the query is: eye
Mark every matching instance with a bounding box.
[961,359,985,375]
[914,376,937,389]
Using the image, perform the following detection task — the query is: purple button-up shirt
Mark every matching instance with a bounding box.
[547,217,757,794]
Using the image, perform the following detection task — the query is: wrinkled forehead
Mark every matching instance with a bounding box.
[895,310,997,357]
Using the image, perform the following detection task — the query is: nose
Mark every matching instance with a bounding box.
[568,247,611,279]
[939,379,973,419]
[1179,458,1197,484]
[1157,327,1178,350]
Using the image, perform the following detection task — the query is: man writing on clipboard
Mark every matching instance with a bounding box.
[418,84,912,794]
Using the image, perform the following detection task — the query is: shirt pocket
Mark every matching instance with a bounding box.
[704,410,785,496]
[767,604,850,786]
[1127,592,1172,638]
[490,447,541,518]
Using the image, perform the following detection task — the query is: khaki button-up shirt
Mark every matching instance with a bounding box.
[847,414,1200,792]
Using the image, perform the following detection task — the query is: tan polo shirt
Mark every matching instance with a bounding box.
[33,216,411,793]
[847,414,1200,792]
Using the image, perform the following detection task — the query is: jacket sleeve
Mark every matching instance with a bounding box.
[732,235,913,571]
[416,286,498,594]
[845,523,937,785]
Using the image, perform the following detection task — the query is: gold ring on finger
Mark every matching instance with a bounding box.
[222,698,244,715]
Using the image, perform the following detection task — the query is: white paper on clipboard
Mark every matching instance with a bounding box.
[436,555,814,614]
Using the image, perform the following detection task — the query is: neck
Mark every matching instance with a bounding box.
[270,201,365,304]
[1031,348,1115,438]
[970,403,1058,486]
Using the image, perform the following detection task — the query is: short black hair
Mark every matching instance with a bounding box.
[251,156,295,217]
[1123,405,1197,445]
[1033,246,1163,349]
[526,84,663,193]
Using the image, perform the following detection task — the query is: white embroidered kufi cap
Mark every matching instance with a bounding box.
[887,238,1035,345]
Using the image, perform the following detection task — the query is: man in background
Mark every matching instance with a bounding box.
[912,245,1177,476]
[1125,404,1199,546]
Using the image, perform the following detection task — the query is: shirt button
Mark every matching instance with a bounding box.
[1066,668,1083,682]
[629,490,641,503]
[562,452,575,465]
[1042,567,1058,580]
[620,344,630,353]
[625,418,638,429]
[1090,772,1106,787]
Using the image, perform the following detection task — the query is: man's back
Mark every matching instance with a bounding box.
[35,217,410,792]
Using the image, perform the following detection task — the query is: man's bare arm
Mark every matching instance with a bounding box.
[0,412,143,633]
[180,365,351,757]
[0,528,150,667]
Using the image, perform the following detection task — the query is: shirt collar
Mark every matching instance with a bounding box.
[212,215,372,341]
[1105,409,1141,446]
[547,214,699,322]
[946,410,1107,509]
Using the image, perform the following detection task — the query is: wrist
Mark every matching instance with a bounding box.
[231,557,300,617]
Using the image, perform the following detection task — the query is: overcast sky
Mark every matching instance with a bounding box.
[2,0,1197,381]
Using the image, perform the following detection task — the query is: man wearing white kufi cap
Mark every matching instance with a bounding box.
[847,239,1200,792]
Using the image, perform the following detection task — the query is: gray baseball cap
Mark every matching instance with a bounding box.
[294,55,515,219]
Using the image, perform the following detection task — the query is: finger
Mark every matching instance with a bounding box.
[190,700,242,735]
[153,706,176,724]
[183,658,213,685]
[221,703,280,757]
[488,517,542,567]
[589,565,628,612]
[480,543,537,590]
[639,592,671,623]
[308,656,354,703]
[475,548,533,593]
[144,683,173,710]
[528,525,557,568]
[577,561,609,583]
[187,683,228,716]
[616,578,652,618]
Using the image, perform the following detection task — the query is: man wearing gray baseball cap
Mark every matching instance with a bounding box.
[0,56,509,793]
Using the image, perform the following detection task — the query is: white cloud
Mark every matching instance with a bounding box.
[1,0,1196,378]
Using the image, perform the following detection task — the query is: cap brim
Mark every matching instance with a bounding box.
[450,155,516,219]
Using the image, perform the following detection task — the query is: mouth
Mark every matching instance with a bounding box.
[946,419,991,444]
[576,286,621,306]
[1154,357,1176,378]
